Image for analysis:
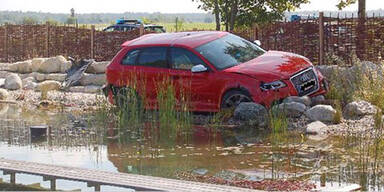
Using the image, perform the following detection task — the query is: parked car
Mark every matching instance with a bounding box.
[103,19,165,33]
[103,31,328,112]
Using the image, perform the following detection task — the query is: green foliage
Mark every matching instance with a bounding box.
[337,0,357,10]
[66,16,77,24]
[21,16,38,25]
[193,0,309,29]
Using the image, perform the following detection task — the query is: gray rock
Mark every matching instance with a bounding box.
[234,102,268,127]
[0,78,5,87]
[23,81,37,90]
[273,102,306,118]
[306,121,328,135]
[31,58,46,72]
[0,88,9,100]
[344,100,377,119]
[311,95,326,105]
[192,168,208,175]
[80,73,106,86]
[39,56,68,73]
[4,73,22,90]
[69,86,101,93]
[86,61,109,74]
[283,96,311,106]
[37,80,61,92]
[305,105,336,122]
[8,60,32,73]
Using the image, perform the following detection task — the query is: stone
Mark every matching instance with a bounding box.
[69,86,101,93]
[22,77,36,84]
[24,81,38,90]
[39,56,67,73]
[37,80,62,92]
[86,61,109,74]
[0,88,9,100]
[234,102,268,127]
[306,121,328,135]
[79,73,106,86]
[0,78,5,87]
[311,95,326,106]
[344,100,377,119]
[283,96,311,107]
[4,73,22,90]
[272,102,306,118]
[8,60,32,73]
[31,58,46,72]
[46,74,66,82]
[60,61,72,73]
[305,105,337,122]
[192,168,208,175]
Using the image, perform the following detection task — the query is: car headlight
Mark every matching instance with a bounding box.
[260,80,287,91]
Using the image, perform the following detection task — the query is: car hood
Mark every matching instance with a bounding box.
[224,51,313,81]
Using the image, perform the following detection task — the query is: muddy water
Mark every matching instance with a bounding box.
[0,104,382,191]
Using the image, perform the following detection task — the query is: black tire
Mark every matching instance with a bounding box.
[221,90,252,109]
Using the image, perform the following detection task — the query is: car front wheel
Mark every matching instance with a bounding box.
[221,90,252,109]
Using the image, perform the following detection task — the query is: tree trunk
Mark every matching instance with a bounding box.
[229,0,238,32]
[357,0,366,60]
[224,0,229,31]
[358,0,366,19]
[214,0,220,31]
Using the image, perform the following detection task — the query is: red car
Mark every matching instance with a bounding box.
[104,31,328,112]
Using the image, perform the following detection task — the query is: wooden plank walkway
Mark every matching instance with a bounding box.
[0,158,258,192]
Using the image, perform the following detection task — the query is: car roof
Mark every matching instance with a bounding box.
[122,31,228,49]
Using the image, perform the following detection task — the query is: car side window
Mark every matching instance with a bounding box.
[170,47,205,70]
[105,26,116,32]
[121,50,140,65]
[137,47,168,68]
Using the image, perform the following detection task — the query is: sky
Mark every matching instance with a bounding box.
[0,0,383,13]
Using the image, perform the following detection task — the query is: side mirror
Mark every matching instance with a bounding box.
[254,40,261,46]
[191,64,208,73]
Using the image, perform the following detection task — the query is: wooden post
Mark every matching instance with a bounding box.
[87,182,101,191]
[43,176,56,190]
[45,21,50,57]
[4,171,16,184]
[4,23,8,62]
[139,24,144,36]
[319,12,324,65]
[90,25,95,59]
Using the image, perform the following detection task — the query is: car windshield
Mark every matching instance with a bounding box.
[195,34,266,70]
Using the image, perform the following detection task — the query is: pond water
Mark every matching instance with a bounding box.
[0,104,382,191]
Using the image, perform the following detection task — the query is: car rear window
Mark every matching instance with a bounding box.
[137,47,168,68]
[195,34,265,70]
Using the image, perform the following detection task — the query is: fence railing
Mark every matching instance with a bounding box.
[234,12,384,65]
[0,23,145,63]
[1,13,384,65]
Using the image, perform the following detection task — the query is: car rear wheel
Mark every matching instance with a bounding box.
[221,90,252,109]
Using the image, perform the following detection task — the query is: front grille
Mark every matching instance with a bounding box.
[290,67,319,96]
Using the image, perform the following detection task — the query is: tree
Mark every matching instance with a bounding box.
[337,0,365,19]
[193,0,309,31]
[22,16,38,25]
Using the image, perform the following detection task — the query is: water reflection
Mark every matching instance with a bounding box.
[0,105,383,191]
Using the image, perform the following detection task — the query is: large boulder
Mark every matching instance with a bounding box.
[283,96,311,107]
[272,102,306,118]
[79,74,106,86]
[305,105,337,122]
[31,58,46,72]
[8,60,32,73]
[0,88,9,100]
[39,56,68,73]
[311,95,326,106]
[24,81,38,90]
[86,61,109,74]
[234,102,268,127]
[343,100,377,119]
[4,73,22,90]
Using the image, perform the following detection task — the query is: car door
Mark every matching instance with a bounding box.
[168,47,216,111]
[120,47,170,109]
